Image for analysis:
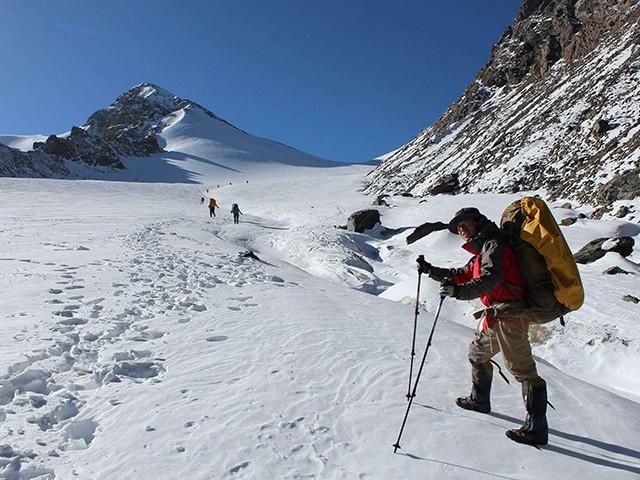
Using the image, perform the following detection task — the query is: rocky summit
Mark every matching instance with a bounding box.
[366,0,640,212]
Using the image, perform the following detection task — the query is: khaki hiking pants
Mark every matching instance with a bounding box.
[469,318,539,384]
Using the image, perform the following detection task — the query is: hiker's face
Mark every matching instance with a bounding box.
[457,220,477,243]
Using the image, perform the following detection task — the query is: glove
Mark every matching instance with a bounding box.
[416,256,432,275]
[439,283,456,297]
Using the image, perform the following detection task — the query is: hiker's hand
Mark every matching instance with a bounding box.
[416,256,431,275]
[439,283,456,297]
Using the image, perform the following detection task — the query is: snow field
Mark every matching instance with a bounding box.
[1,174,639,479]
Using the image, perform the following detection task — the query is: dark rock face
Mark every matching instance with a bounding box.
[597,169,640,205]
[574,236,635,264]
[347,210,381,233]
[367,1,640,207]
[36,135,77,159]
[0,144,69,178]
[32,131,123,169]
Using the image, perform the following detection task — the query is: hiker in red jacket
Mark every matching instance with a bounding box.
[416,207,549,446]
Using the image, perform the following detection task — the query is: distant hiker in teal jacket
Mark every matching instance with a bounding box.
[231,203,242,224]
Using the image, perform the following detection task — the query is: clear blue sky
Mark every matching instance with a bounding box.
[0,1,521,163]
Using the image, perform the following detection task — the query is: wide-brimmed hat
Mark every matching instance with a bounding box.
[448,207,486,234]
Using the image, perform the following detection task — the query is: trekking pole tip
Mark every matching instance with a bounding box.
[393,443,401,453]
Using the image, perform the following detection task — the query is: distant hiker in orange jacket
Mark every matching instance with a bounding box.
[209,198,219,218]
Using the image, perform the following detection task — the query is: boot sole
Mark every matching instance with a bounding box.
[455,398,491,414]
[505,430,548,446]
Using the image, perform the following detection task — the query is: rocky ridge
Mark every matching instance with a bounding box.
[0,83,237,177]
[366,0,640,211]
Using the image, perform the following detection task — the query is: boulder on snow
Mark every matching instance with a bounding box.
[406,221,448,245]
[615,205,630,218]
[428,173,459,195]
[623,295,639,304]
[574,236,635,264]
[372,194,390,207]
[591,119,610,137]
[560,217,577,226]
[347,209,381,233]
[239,251,262,261]
[603,266,632,275]
[558,202,573,209]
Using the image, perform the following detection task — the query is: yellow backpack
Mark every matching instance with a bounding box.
[499,197,584,324]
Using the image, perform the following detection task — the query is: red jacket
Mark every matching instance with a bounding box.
[429,222,523,329]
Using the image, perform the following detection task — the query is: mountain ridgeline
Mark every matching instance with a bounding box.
[366,0,640,213]
[0,83,238,177]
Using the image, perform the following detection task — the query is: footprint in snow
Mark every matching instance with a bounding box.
[206,336,229,342]
[113,361,163,379]
[228,462,250,475]
[230,296,253,302]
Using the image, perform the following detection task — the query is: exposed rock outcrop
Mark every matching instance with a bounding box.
[367,1,640,208]
[0,144,69,178]
[574,236,635,264]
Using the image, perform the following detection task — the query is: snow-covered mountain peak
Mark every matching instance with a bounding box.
[0,82,333,182]
[133,82,179,106]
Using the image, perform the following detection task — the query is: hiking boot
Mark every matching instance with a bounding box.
[457,359,493,414]
[506,377,549,446]
[505,426,548,446]
[455,396,491,414]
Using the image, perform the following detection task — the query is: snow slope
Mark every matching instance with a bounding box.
[1,164,639,479]
[0,135,48,152]
[84,103,339,185]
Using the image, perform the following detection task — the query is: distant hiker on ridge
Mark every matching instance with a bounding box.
[231,203,242,224]
[200,196,205,204]
[209,198,219,218]
[416,207,549,446]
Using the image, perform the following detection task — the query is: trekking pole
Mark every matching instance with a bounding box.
[393,296,446,453]
[406,257,424,400]
[491,359,557,411]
